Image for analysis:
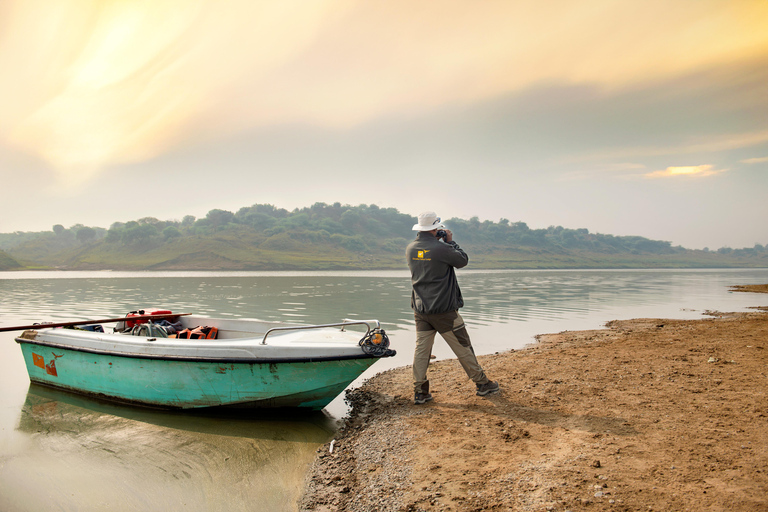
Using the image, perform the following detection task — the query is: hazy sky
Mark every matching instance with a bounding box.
[1,1,767,249]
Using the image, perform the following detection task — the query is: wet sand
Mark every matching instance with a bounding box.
[300,291,768,510]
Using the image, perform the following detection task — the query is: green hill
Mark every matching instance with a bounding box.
[1,203,766,270]
[0,249,22,270]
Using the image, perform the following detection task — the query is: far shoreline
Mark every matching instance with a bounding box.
[729,283,768,293]
[3,264,768,272]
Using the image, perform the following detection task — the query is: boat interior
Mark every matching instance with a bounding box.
[107,312,377,343]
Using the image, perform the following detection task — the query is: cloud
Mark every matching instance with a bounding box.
[557,163,647,181]
[740,156,768,164]
[644,165,725,179]
[571,129,768,164]
[1,0,767,179]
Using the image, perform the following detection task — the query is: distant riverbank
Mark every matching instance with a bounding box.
[730,283,768,293]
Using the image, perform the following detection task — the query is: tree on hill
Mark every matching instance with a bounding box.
[76,226,97,244]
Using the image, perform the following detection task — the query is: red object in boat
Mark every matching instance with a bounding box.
[125,309,173,328]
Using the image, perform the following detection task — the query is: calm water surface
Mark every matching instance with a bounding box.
[1,269,767,511]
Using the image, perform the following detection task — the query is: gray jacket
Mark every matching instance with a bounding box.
[406,232,469,314]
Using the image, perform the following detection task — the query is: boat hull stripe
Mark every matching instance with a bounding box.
[16,338,378,364]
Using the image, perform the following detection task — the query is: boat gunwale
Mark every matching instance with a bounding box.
[15,337,385,364]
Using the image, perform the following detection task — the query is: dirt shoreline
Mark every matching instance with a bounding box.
[300,295,768,511]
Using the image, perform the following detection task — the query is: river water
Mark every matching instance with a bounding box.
[1,269,767,511]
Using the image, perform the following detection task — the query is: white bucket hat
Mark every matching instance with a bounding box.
[412,211,445,231]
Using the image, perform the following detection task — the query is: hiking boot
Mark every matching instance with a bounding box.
[476,381,500,396]
[414,392,433,405]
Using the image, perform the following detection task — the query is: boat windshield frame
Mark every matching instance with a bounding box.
[260,319,380,345]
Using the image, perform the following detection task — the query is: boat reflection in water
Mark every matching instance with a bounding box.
[9,384,336,512]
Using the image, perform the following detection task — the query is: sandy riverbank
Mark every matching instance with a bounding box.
[299,289,768,511]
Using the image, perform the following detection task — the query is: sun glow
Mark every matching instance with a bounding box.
[644,165,723,178]
[5,1,206,180]
[0,0,336,181]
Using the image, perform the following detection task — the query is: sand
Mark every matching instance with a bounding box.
[299,287,768,511]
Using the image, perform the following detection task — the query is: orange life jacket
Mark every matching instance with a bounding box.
[176,326,218,339]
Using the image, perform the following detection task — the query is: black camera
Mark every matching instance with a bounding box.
[436,229,447,239]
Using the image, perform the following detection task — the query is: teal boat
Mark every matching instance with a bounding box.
[14,314,394,410]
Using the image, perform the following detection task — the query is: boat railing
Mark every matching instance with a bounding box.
[260,319,381,345]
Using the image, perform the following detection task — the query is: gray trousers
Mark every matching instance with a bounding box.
[413,310,489,394]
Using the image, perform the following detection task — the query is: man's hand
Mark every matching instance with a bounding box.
[443,229,453,243]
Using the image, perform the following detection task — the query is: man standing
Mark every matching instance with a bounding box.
[406,211,499,404]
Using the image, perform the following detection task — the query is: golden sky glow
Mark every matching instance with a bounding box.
[2,0,768,178]
[741,156,768,164]
[0,0,340,178]
[644,165,724,179]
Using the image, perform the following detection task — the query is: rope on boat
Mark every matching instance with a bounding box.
[359,328,395,357]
